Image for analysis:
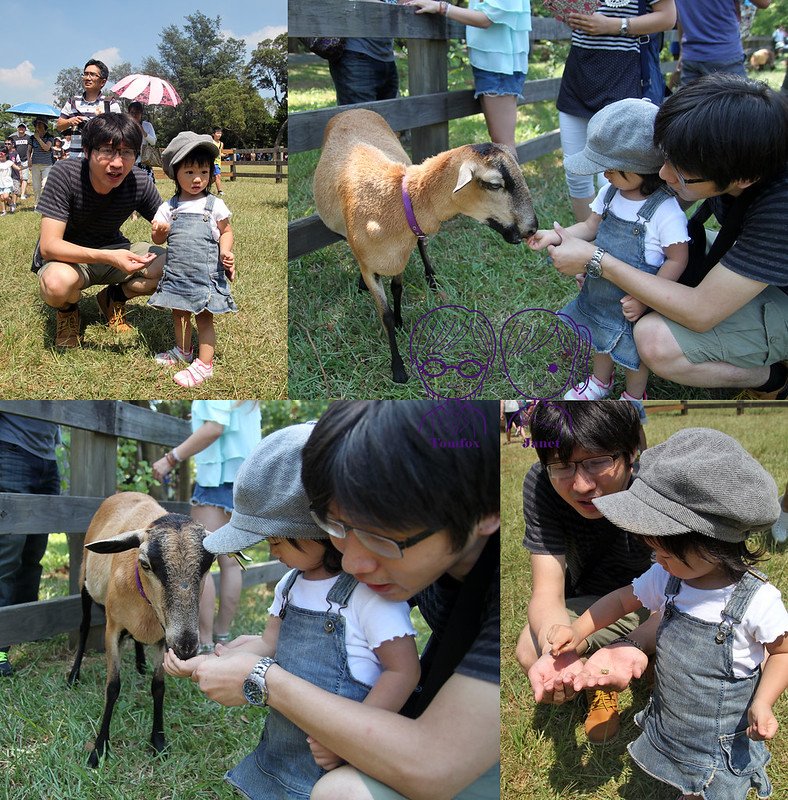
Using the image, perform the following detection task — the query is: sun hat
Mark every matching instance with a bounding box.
[160,131,220,179]
[564,98,664,176]
[203,422,328,554]
[592,428,780,542]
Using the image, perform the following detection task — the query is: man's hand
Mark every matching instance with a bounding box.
[747,700,779,741]
[547,223,595,277]
[163,649,211,678]
[165,648,259,706]
[527,651,584,705]
[307,736,345,770]
[110,249,158,275]
[573,642,648,692]
[621,295,648,322]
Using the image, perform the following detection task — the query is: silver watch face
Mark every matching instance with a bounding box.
[243,676,265,706]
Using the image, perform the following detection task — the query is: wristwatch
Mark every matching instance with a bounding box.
[242,657,277,707]
[619,17,630,36]
[585,247,606,278]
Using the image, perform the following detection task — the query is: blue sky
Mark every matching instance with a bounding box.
[0,0,286,107]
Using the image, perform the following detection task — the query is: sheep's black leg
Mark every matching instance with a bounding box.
[357,272,379,293]
[67,587,93,686]
[149,644,166,755]
[391,274,404,329]
[361,268,407,384]
[417,239,438,292]
[135,641,146,675]
[89,626,122,768]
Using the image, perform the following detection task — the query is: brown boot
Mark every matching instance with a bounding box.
[55,306,81,348]
[96,286,133,333]
[584,688,620,744]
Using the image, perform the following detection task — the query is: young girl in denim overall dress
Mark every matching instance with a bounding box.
[547,428,788,800]
[150,131,237,388]
[529,98,690,401]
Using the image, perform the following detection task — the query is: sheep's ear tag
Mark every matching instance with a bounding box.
[453,162,475,193]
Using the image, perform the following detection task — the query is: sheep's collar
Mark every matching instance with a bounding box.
[402,175,428,242]
[135,562,153,606]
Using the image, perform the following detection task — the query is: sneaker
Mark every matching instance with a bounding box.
[0,211,6,216]
[96,287,133,333]
[0,650,12,677]
[154,347,193,366]
[772,495,788,543]
[620,391,647,401]
[9,204,15,213]
[55,306,81,348]
[19,194,27,200]
[173,358,213,388]
[564,374,613,401]
[218,191,225,196]
[584,689,620,744]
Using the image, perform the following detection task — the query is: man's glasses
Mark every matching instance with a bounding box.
[545,453,624,481]
[310,510,441,559]
[83,72,103,80]
[95,147,136,162]
[660,152,708,191]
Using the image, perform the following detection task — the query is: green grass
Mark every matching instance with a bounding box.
[0,177,287,399]
[501,405,788,799]
[4,536,431,799]
[287,55,766,399]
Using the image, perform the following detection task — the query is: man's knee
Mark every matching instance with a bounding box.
[633,314,681,371]
[39,264,81,304]
[311,766,375,800]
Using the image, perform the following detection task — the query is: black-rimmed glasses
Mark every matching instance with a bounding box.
[545,453,624,481]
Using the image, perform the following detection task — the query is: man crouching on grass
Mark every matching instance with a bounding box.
[32,113,165,348]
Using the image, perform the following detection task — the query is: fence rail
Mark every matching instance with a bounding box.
[0,401,286,648]
[226,147,288,183]
[647,400,788,415]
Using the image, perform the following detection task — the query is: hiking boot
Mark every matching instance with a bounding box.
[96,287,133,333]
[55,306,81,348]
[0,650,13,677]
[745,361,788,400]
[584,688,620,744]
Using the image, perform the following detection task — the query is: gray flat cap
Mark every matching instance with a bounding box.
[203,422,328,554]
[592,428,780,542]
[161,131,220,179]
[564,98,664,176]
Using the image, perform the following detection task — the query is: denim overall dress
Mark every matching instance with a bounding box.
[560,185,674,371]
[226,571,372,800]
[628,571,772,799]
[148,194,237,315]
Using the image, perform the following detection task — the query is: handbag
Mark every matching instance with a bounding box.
[300,37,346,61]
[141,141,162,168]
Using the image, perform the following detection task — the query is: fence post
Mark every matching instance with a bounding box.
[408,38,449,161]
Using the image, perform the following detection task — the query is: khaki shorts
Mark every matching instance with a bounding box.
[566,595,650,654]
[37,242,165,289]
[359,762,500,800]
[664,284,788,368]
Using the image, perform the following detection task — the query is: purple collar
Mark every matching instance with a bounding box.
[402,175,427,241]
[135,562,152,605]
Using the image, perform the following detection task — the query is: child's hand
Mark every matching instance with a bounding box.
[546,624,580,656]
[306,736,345,770]
[747,700,779,741]
[621,295,648,322]
[151,221,170,238]
[528,228,562,251]
[221,251,235,281]
[405,0,441,14]
[163,648,212,678]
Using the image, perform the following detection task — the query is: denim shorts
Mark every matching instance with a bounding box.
[213,163,221,176]
[191,482,234,513]
[472,66,526,100]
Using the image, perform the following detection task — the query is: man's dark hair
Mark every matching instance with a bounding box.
[654,74,788,190]
[127,101,143,114]
[301,400,500,552]
[17,123,26,130]
[84,59,109,81]
[81,113,142,157]
[530,400,641,465]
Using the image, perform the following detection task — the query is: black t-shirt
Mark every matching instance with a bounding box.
[11,132,30,161]
[32,158,162,271]
[522,462,652,598]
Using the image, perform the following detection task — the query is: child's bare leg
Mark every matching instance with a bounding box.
[624,364,649,400]
[172,310,192,353]
[214,172,223,193]
[479,94,518,160]
[592,353,615,384]
[194,310,215,364]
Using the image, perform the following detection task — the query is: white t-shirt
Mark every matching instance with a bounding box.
[591,182,691,268]
[269,569,417,687]
[153,195,231,242]
[0,160,14,191]
[633,563,788,678]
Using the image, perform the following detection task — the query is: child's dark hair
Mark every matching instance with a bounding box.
[639,532,767,582]
[173,145,216,191]
[619,171,665,197]
[283,537,343,574]
[0,148,7,156]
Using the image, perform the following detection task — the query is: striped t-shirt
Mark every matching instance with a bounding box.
[522,461,652,598]
[58,95,122,158]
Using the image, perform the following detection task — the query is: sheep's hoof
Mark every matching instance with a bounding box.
[392,366,409,384]
[87,747,103,769]
[150,732,167,755]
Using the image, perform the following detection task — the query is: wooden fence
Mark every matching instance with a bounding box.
[288,3,686,260]
[0,401,287,649]
[227,147,289,183]
[647,400,788,415]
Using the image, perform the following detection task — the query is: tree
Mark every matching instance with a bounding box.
[53,66,83,108]
[248,33,288,113]
[192,77,275,147]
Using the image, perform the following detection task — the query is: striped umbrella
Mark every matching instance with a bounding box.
[109,74,182,107]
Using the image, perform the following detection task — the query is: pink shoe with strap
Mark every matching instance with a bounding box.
[564,374,613,400]
[173,358,213,388]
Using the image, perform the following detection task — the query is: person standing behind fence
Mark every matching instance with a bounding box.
[28,118,55,201]
[556,0,676,222]
[407,0,531,158]
[152,401,261,653]
[211,127,225,196]
[0,413,60,677]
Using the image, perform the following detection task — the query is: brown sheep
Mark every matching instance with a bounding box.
[314,109,538,383]
[67,492,213,767]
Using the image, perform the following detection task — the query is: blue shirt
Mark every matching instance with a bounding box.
[467,0,531,76]
[191,401,262,487]
[0,413,60,460]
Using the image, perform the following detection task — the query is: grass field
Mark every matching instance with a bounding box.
[0,175,287,399]
[288,52,788,399]
[501,404,788,799]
